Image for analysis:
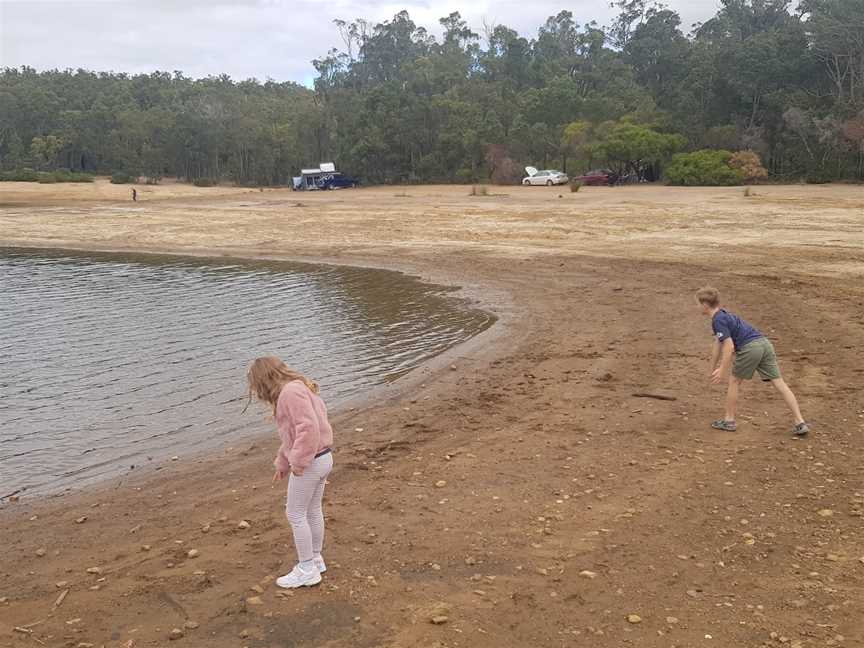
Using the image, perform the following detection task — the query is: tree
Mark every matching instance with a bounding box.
[2,3,862,185]
[608,0,658,49]
[29,135,65,170]
[562,120,592,171]
[484,143,521,184]
[841,112,864,177]
[624,8,691,103]
[801,0,864,107]
[783,107,849,177]
[590,121,685,179]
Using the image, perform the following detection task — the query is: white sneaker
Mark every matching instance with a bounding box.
[314,555,327,573]
[276,564,321,589]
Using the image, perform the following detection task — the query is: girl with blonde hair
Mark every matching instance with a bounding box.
[245,357,334,588]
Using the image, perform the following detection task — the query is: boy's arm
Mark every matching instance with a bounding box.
[711,339,735,382]
[709,339,721,373]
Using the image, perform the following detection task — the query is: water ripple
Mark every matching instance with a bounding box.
[0,248,494,496]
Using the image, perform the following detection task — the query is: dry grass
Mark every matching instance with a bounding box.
[3,183,864,282]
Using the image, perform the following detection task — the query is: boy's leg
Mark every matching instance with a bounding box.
[769,378,805,425]
[756,340,806,428]
[724,375,743,422]
[725,342,763,424]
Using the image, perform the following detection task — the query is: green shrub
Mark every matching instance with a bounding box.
[454,168,478,184]
[469,184,489,196]
[193,177,218,187]
[805,168,833,184]
[110,171,135,184]
[665,150,745,186]
[1,169,95,183]
[41,170,95,183]
[569,180,583,192]
[0,168,40,182]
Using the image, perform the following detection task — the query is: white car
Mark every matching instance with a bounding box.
[522,166,569,186]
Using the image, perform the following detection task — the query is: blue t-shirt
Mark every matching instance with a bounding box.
[711,309,764,349]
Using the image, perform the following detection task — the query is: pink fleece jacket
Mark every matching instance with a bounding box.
[273,380,334,474]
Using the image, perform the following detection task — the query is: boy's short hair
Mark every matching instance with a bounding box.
[696,286,720,308]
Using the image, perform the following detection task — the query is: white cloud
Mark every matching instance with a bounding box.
[0,0,722,83]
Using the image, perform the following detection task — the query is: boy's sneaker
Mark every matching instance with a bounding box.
[314,555,326,573]
[792,422,810,438]
[276,563,321,589]
[711,419,737,432]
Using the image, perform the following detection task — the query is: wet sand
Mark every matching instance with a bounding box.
[1,180,863,647]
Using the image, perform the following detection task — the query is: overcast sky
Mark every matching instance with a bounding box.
[0,0,722,86]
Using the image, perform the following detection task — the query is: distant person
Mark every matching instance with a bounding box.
[244,357,334,588]
[131,188,137,202]
[697,287,810,437]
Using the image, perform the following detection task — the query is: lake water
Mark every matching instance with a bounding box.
[0,248,494,497]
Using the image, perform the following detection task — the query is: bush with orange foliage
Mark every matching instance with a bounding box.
[484,144,523,185]
[728,150,768,183]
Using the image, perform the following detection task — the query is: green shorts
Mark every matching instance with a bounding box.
[733,338,781,381]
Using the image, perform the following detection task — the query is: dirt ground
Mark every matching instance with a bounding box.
[1,180,863,648]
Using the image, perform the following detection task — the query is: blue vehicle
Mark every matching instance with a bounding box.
[316,172,360,190]
[295,164,360,190]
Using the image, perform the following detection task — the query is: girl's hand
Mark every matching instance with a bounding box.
[273,469,286,482]
[710,368,725,384]
[291,466,304,477]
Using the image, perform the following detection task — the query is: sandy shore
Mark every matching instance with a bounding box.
[1,180,863,647]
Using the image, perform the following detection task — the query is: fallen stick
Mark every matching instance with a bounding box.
[53,589,69,610]
[13,627,32,635]
[1,488,22,500]
[631,392,677,401]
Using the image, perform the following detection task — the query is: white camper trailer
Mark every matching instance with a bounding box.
[296,163,336,190]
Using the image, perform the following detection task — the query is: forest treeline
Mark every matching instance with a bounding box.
[1,0,862,186]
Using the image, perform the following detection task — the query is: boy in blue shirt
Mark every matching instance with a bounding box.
[697,287,810,437]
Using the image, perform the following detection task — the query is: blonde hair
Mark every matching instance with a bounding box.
[696,286,720,308]
[243,356,319,415]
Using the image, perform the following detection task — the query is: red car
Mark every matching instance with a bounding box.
[573,169,617,186]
